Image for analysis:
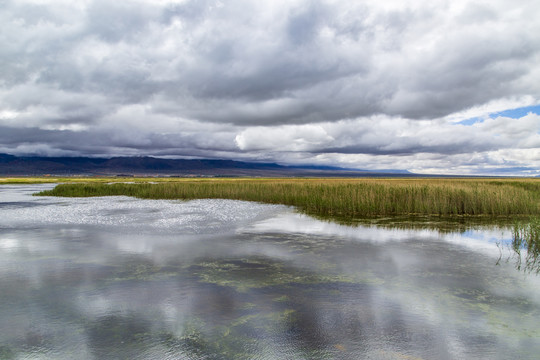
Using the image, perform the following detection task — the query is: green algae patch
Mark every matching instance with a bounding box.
[190,258,368,292]
[170,318,266,360]
[106,261,181,283]
[0,345,15,360]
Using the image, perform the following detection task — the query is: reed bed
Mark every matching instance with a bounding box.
[37,178,540,219]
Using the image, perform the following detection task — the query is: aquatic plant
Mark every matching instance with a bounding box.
[35,178,540,272]
[36,178,540,218]
[0,345,15,360]
[511,217,540,273]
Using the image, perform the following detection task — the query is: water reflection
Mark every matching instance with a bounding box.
[0,185,540,359]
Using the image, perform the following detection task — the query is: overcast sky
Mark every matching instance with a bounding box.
[1,0,540,175]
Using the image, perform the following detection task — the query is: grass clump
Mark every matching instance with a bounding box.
[36,178,540,219]
[511,217,540,273]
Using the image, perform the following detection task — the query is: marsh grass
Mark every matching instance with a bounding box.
[36,178,540,218]
[510,217,540,273]
[30,177,540,273]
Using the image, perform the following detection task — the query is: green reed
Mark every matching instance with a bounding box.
[511,217,540,273]
[36,178,540,218]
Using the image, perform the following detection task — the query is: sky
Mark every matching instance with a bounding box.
[1,0,540,176]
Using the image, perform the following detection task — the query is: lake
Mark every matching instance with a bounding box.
[1,184,539,359]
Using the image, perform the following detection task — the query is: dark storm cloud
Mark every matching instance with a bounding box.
[1,0,540,174]
[0,124,238,159]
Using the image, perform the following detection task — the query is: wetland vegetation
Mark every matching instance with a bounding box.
[36,177,540,218]
[510,217,540,273]
[34,177,540,273]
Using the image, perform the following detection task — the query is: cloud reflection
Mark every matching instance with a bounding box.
[0,185,540,359]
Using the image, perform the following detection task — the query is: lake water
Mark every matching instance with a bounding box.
[1,184,539,359]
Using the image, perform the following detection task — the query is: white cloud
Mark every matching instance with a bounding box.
[235,125,334,151]
[233,113,540,175]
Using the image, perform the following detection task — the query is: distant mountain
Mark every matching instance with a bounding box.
[0,153,414,177]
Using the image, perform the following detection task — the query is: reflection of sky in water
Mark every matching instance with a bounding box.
[0,185,285,235]
[0,184,539,359]
[247,212,514,256]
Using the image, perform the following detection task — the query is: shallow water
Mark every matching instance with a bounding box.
[0,184,539,360]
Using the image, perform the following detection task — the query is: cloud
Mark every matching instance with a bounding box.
[232,114,540,174]
[235,124,334,151]
[1,0,540,175]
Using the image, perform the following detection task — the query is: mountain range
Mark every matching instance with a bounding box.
[0,153,413,177]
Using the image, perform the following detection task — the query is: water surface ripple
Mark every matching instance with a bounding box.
[0,184,539,360]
